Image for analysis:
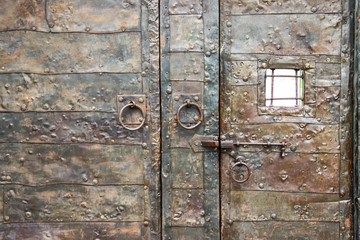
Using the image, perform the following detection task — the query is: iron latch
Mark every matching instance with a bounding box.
[190,134,286,157]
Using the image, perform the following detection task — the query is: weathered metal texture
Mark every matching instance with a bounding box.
[4,185,144,222]
[161,0,220,239]
[0,0,160,239]
[221,0,354,239]
[0,144,144,185]
[231,14,342,56]
[231,123,340,153]
[0,112,144,144]
[47,0,141,33]
[356,0,360,236]
[224,153,339,193]
[230,221,340,239]
[0,0,49,32]
[0,73,141,112]
[0,222,143,240]
[230,191,340,221]
[230,0,342,15]
[0,32,141,74]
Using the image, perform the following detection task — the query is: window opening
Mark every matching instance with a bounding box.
[265,69,304,107]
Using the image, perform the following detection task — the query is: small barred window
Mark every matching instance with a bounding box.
[265,69,304,107]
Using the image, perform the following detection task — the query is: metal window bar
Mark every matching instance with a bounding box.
[265,69,305,107]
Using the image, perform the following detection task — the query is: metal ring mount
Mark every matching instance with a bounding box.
[230,160,251,183]
[119,101,146,131]
[176,100,203,130]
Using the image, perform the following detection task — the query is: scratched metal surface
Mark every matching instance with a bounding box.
[0,0,160,239]
[356,0,360,237]
[161,0,220,239]
[220,0,354,239]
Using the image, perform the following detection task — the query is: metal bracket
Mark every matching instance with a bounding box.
[117,95,147,131]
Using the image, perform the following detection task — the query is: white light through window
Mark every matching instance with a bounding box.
[265,69,304,107]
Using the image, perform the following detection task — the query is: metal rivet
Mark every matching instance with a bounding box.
[138,97,144,103]
[25,211,32,218]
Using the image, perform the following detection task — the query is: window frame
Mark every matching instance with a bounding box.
[265,68,305,107]
[257,59,316,117]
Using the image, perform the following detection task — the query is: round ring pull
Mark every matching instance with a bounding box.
[119,102,146,131]
[176,100,203,130]
[230,160,251,183]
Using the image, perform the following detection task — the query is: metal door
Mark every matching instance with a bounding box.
[162,0,355,239]
[219,1,354,239]
[0,1,160,239]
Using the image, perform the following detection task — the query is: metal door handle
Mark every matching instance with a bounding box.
[176,100,203,130]
[230,157,251,183]
[119,101,146,131]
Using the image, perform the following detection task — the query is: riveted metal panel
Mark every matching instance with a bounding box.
[0,0,49,32]
[4,185,144,222]
[0,0,160,239]
[0,73,141,112]
[168,0,203,15]
[47,0,141,32]
[0,32,141,74]
[0,222,143,240]
[220,0,354,238]
[225,152,339,193]
[0,144,144,185]
[230,191,340,221]
[231,14,342,55]
[230,0,342,15]
[0,112,144,144]
[230,221,340,239]
[161,0,220,238]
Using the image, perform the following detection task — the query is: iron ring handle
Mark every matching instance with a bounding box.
[230,161,251,183]
[176,101,203,130]
[119,102,146,131]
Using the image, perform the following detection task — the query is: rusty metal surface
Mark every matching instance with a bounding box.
[230,0,341,15]
[0,0,49,32]
[168,0,203,15]
[0,222,143,240]
[0,73,141,112]
[356,0,360,237]
[221,0,354,239]
[0,32,141,74]
[0,112,143,144]
[225,152,340,193]
[230,221,339,239]
[0,144,145,185]
[230,191,340,221]
[4,185,144,222]
[161,0,220,239]
[47,0,141,32]
[0,0,160,239]
[231,14,342,56]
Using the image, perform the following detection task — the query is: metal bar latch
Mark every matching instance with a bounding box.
[190,134,286,158]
